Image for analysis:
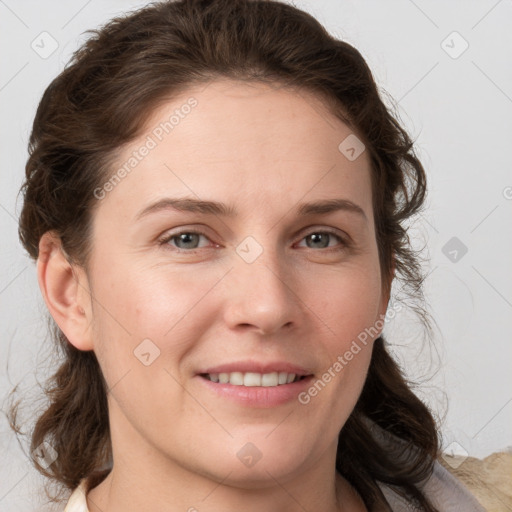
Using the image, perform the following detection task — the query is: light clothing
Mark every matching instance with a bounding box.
[379,460,486,511]
[64,478,89,512]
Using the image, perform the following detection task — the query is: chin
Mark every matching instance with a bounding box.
[210,459,307,490]
[182,439,312,489]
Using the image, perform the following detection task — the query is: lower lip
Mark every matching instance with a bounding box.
[196,375,315,407]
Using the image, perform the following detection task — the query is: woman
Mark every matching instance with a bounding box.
[9,0,485,510]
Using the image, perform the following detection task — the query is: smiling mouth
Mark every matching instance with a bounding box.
[199,371,310,387]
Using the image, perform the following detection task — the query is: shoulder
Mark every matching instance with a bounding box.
[439,451,512,512]
[361,416,486,511]
[419,457,487,511]
[378,457,487,512]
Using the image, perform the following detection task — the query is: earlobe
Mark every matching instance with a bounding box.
[37,231,94,351]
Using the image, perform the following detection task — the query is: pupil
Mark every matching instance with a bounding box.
[178,233,198,248]
[309,233,328,248]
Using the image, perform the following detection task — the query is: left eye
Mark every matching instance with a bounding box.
[158,230,345,252]
[297,231,345,250]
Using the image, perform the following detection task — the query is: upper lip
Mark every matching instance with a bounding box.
[198,361,313,376]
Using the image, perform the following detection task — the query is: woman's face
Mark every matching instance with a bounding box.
[82,79,389,486]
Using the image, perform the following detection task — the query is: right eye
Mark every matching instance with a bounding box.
[158,230,215,252]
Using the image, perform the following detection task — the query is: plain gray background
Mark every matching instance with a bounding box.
[1,0,511,510]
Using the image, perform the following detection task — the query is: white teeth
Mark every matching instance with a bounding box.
[286,373,296,384]
[278,371,288,385]
[229,372,244,385]
[243,372,261,387]
[205,371,302,387]
[261,372,278,387]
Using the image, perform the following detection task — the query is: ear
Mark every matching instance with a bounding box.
[37,231,94,351]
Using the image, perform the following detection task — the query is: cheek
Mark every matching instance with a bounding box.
[301,269,381,402]
[88,266,207,429]
[310,263,383,342]
[89,262,224,381]
[93,260,207,333]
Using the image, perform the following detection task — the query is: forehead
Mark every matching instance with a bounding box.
[145,79,359,163]
[97,79,373,223]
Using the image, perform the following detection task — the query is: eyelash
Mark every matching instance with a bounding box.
[157,228,349,254]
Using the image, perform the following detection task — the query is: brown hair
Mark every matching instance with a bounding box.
[8,0,441,509]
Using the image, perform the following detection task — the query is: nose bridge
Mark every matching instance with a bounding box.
[223,234,300,334]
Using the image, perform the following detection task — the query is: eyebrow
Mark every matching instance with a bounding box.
[135,197,367,221]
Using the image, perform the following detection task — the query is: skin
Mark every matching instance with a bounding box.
[38,79,391,512]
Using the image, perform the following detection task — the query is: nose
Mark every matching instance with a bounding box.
[222,245,302,336]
